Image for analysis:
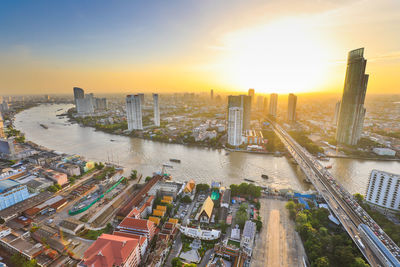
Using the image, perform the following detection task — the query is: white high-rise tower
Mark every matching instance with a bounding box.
[153,94,160,127]
[228,107,243,146]
[126,95,143,130]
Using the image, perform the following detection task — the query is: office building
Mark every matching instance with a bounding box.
[366,170,400,212]
[76,94,95,114]
[241,220,256,256]
[257,95,264,111]
[126,95,143,131]
[153,94,160,127]
[73,87,84,105]
[227,107,243,146]
[248,88,255,105]
[95,98,107,110]
[287,93,297,122]
[336,48,369,145]
[269,93,278,117]
[263,97,269,113]
[0,180,31,211]
[138,93,145,104]
[228,95,251,130]
[0,112,5,139]
[333,101,341,125]
[210,89,214,100]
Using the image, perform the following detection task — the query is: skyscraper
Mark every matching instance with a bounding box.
[0,112,5,139]
[287,93,297,122]
[336,48,369,145]
[228,95,251,130]
[153,94,160,127]
[333,101,341,125]
[126,95,143,130]
[248,88,255,105]
[269,93,278,117]
[257,96,264,111]
[138,93,145,104]
[210,89,214,100]
[228,107,243,146]
[73,87,84,105]
[263,97,269,114]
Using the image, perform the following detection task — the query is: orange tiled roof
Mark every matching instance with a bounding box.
[82,234,139,267]
[119,218,155,231]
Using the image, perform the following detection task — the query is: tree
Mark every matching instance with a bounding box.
[353,193,364,204]
[196,183,210,192]
[130,170,138,180]
[313,257,329,267]
[181,195,192,204]
[171,257,183,267]
[0,217,5,225]
[351,257,369,267]
[145,176,152,182]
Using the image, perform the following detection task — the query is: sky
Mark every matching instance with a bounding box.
[0,0,399,95]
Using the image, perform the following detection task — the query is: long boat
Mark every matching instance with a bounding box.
[244,178,255,183]
[39,124,48,129]
[169,159,181,163]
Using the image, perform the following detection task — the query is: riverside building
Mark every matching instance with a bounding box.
[365,170,400,212]
[126,95,143,130]
[336,48,369,145]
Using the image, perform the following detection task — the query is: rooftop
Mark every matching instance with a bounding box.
[119,217,155,231]
[82,233,139,267]
[0,179,21,193]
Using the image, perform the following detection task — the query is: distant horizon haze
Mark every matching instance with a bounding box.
[0,0,399,95]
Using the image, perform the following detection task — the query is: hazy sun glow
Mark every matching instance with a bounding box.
[218,18,332,94]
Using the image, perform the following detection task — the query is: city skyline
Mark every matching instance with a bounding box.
[0,0,400,95]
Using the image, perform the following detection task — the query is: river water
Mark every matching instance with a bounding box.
[14,104,400,194]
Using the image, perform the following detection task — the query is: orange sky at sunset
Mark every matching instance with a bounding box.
[0,0,399,95]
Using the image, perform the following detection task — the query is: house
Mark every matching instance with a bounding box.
[59,218,85,235]
[113,231,148,258]
[195,196,214,223]
[79,233,141,267]
[183,180,196,193]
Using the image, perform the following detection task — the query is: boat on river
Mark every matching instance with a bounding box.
[261,174,269,179]
[170,159,181,163]
[39,124,48,129]
[244,178,255,183]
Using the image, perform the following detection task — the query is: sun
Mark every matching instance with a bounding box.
[217,18,332,94]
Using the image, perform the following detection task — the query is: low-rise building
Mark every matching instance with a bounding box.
[0,179,31,211]
[59,218,85,235]
[372,147,396,156]
[195,196,214,223]
[117,218,156,242]
[79,233,141,267]
[240,220,256,256]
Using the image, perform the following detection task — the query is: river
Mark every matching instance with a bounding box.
[14,104,400,194]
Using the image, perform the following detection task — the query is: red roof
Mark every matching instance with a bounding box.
[82,234,139,267]
[119,218,155,231]
[127,208,140,218]
[113,231,147,245]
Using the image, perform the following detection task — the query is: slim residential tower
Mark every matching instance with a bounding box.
[228,95,251,130]
[287,93,297,122]
[269,93,278,117]
[126,95,143,130]
[153,94,160,127]
[336,48,369,145]
[228,107,243,146]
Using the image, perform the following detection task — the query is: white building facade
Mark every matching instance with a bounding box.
[153,94,160,127]
[227,107,243,146]
[126,95,143,130]
[366,170,400,212]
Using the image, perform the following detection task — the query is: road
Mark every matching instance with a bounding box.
[252,199,306,267]
[270,121,400,266]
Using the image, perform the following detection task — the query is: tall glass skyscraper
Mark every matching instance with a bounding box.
[153,93,160,127]
[73,87,84,105]
[269,93,278,117]
[126,95,143,130]
[336,48,369,145]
